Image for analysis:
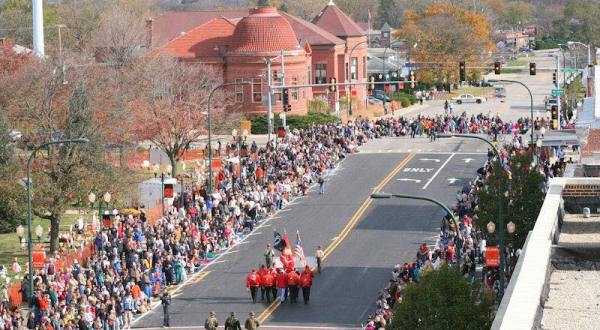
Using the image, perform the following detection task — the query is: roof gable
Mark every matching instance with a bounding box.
[279,12,344,46]
[311,2,365,38]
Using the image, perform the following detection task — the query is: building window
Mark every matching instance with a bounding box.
[363,56,367,79]
[351,57,358,80]
[307,65,311,86]
[235,78,244,103]
[291,77,299,100]
[383,32,389,38]
[252,78,262,103]
[315,63,327,84]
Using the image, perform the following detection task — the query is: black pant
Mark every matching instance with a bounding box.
[288,285,299,303]
[271,286,277,301]
[302,286,311,304]
[163,307,170,326]
[261,286,271,303]
[250,286,258,303]
[316,257,322,273]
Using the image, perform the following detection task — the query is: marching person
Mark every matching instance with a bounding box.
[318,174,325,194]
[246,269,260,303]
[204,311,219,330]
[287,269,300,304]
[300,265,314,304]
[257,265,268,302]
[264,244,275,268]
[315,246,324,274]
[245,312,260,330]
[276,268,288,302]
[260,266,274,303]
[225,312,242,330]
[160,289,172,328]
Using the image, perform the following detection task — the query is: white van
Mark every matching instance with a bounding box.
[494,85,507,98]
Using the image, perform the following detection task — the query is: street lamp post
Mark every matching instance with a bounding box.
[206,81,251,196]
[370,192,463,261]
[26,138,87,306]
[488,79,534,146]
[347,41,368,117]
[437,133,508,300]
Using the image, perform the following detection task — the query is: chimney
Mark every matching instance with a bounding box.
[145,17,153,50]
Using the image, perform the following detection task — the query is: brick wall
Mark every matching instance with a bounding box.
[563,184,600,197]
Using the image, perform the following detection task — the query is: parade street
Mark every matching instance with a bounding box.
[133,137,488,329]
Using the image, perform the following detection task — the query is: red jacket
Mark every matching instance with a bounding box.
[287,271,300,286]
[246,272,260,288]
[276,272,288,288]
[261,272,274,287]
[299,269,313,288]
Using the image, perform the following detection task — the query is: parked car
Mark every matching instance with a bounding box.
[494,85,507,98]
[368,96,383,105]
[373,90,391,102]
[519,47,532,52]
[452,93,487,104]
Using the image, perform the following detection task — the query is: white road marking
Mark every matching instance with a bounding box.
[447,178,460,184]
[422,153,455,190]
[463,158,475,163]
[420,158,440,162]
[331,236,338,241]
[397,178,422,183]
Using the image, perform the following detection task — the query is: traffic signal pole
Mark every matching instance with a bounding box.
[280,50,287,130]
[556,54,562,130]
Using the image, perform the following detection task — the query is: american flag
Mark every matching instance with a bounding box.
[294,231,306,266]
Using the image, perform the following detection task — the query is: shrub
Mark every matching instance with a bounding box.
[250,111,338,134]
[307,98,330,113]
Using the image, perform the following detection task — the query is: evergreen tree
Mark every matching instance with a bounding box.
[477,152,545,249]
[0,108,25,233]
[392,264,494,330]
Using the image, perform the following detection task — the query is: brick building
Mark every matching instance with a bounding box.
[147,1,367,115]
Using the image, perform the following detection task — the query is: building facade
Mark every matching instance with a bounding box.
[147,1,367,115]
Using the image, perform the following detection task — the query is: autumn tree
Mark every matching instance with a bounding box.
[395,4,494,84]
[0,61,122,252]
[553,0,600,46]
[129,58,226,178]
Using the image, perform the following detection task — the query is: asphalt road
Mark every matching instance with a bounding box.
[133,136,487,329]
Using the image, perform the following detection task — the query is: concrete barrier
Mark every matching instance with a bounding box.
[492,177,600,329]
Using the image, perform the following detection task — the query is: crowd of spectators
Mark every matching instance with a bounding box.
[363,130,568,329]
[0,112,570,330]
[2,122,378,330]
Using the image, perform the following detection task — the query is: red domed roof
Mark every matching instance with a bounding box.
[229,7,300,53]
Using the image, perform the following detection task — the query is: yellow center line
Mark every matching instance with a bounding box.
[323,152,416,259]
[257,152,416,324]
[192,270,212,284]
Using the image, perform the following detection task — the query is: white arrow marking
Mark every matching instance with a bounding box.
[464,158,474,163]
[448,178,459,184]
[420,158,441,162]
[397,178,422,183]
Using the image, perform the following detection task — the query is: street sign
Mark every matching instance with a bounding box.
[551,88,564,96]
[561,68,578,73]
[485,246,499,267]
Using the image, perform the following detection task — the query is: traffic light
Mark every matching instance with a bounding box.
[552,71,557,84]
[529,62,536,76]
[551,105,558,129]
[410,71,416,88]
[459,61,466,82]
[368,76,375,92]
[329,77,337,92]
[282,88,289,106]
[494,61,501,75]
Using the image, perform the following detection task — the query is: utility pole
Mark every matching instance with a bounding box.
[264,58,274,142]
[556,54,561,130]
[280,50,287,130]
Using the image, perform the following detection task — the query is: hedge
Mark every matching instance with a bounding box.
[250,111,338,134]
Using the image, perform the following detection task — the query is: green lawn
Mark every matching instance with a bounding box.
[448,86,494,98]
[506,59,529,67]
[0,213,85,286]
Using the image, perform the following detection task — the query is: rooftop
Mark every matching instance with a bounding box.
[312,1,365,38]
